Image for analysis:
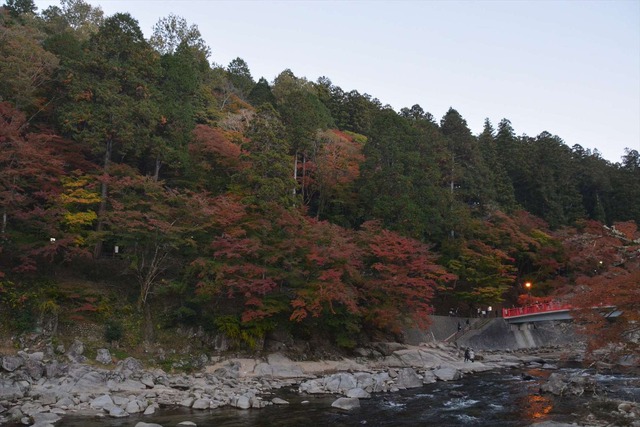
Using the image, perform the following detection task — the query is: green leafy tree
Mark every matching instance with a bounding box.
[3,0,35,18]
[358,108,449,241]
[0,11,59,112]
[608,149,640,224]
[248,77,276,108]
[56,13,162,257]
[226,57,254,98]
[240,104,296,208]
[149,13,209,57]
[477,119,516,210]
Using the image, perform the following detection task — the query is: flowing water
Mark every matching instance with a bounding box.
[56,367,640,426]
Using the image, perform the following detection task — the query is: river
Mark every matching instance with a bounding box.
[57,366,640,426]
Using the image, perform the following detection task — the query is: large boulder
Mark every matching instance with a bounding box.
[232,395,251,409]
[331,397,360,410]
[24,358,45,380]
[2,355,24,372]
[541,372,598,396]
[372,342,407,356]
[115,357,144,375]
[0,379,27,400]
[66,340,86,363]
[95,349,112,365]
[433,367,462,381]
[125,400,145,413]
[422,370,437,384]
[31,413,61,425]
[62,367,108,394]
[192,399,210,410]
[395,368,423,388]
[90,394,114,410]
[324,373,357,394]
[346,387,371,398]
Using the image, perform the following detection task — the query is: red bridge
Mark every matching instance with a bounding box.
[503,301,572,319]
[503,301,620,324]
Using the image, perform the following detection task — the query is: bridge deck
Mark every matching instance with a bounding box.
[503,302,620,324]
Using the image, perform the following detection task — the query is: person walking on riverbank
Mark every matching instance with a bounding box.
[464,347,470,362]
[469,348,475,362]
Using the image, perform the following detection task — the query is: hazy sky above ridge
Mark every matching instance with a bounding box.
[34,0,640,163]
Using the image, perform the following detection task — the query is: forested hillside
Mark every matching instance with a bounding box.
[1,1,638,356]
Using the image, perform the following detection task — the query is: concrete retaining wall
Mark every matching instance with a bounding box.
[404,316,582,351]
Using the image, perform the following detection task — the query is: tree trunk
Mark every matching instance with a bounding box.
[293,150,298,199]
[143,301,155,344]
[1,209,6,237]
[93,139,112,259]
[301,153,307,203]
[153,155,161,182]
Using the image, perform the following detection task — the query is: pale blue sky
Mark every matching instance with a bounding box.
[35,0,640,163]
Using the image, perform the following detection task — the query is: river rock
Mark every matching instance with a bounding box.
[232,395,251,409]
[331,397,360,410]
[108,378,146,392]
[422,370,437,384]
[143,403,157,415]
[45,360,61,378]
[298,378,324,394]
[325,373,357,394]
[179,397,194,407]
[395,368,423,388]
[116,357,144,375]
[66,339,86,363]
[27,352,44,362]
[108,406,128,417]
[177,422,198,427]
[134,423,163,427]
[90,394,114,410]
[54,396,75,408]
[540,372,598,396]
[62,365,108,394]
[213,361,241,379]
[2,355,24,372]
[95,349,112,365]
[35,391,58,406]
[6,406,23,421]
[125,400,145,413]
[271,397,289,404]
[31,412,61,424]
[25,358,45,380]
[141,373,155,387]
[371,372,391,393]
[0,379,26,400]
[346,387,371,398]
[373,342,407,356]
[433,367,461,381]
[192,398,210,409]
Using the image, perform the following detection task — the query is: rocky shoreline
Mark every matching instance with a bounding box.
[0,341,635,427]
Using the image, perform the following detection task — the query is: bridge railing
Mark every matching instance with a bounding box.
[502,301,572,318]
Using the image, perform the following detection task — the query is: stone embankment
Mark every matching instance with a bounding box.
[0,340,569,426]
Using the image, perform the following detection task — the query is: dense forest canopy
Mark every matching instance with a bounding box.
[1,0,638,357]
